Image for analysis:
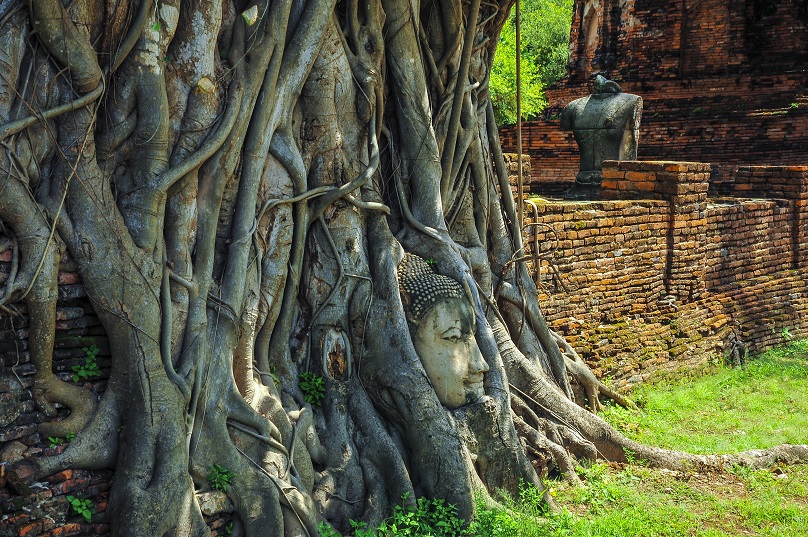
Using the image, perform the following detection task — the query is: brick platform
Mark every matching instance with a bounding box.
[527,161,808,388]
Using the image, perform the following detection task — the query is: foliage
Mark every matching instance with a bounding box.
[299,372,326,407]
[48,432,76,448]
[71,344,101,383]
[208,464,236,492]
[490,0,574,124]
[319,493,467,536]
[468,483,548,536]
[66,495,94,523]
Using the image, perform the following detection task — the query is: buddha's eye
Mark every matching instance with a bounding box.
[442,328,463,343]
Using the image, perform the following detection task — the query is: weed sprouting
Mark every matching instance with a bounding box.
[66,495,94,522]
[208,464,236,492]
[319,493,467,536]
[72,344,101,382]
[299,372,325,406]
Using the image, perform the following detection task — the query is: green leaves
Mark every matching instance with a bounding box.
[72,344,101,382]
[490,0,574,125]
[49,432,76,448]
[299,372,326,407]
[66,495,94,522]
[318,493,467,536]
[208,464,236,492]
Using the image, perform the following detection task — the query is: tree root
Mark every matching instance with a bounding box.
[34,374,97,438]
[551,329,637,412]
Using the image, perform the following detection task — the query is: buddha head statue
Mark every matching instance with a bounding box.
[397,254,489,409]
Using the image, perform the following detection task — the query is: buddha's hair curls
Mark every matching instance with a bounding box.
[397,253,466,323]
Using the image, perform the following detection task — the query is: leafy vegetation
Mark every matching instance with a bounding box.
[319,493,467,537]
[208,464,236,492]
[71,343,101,383]
[299,372,326,407]
[66,495,94,523]
[490,0,574,124]
[48,432,76,448]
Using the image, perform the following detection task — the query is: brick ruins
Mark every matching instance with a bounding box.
[500,0,808,194]
[512,158,808,390]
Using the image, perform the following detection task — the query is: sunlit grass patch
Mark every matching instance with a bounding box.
[601,340,808,454]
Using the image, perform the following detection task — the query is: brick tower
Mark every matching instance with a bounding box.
[500,0,808,195]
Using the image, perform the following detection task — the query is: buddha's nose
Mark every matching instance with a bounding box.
[469,341,489,374]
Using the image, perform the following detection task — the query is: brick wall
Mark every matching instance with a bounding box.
[500,0,808,194]
[527,161,808,388]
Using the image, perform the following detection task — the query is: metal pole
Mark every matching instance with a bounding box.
[515,0,525,234]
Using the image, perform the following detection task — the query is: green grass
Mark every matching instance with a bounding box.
[538,340,808,536]
[601,339,808,453]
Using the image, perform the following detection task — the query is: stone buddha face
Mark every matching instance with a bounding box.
[398,254,489,409]
[410,296,489,408]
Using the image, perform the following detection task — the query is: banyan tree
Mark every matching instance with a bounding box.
[1,0,806,535]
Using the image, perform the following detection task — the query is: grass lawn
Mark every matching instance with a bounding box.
[601,339,808,454]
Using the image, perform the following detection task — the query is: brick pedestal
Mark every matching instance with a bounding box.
[602,160,710,302]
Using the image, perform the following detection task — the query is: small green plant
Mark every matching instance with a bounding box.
[66,432,76,442]
[223,521,233,536]
[208,464,236,492]
[375,493,467,536]
[319,493,468,536]
[66,495,94,522]
[790,102,800,109]
[299,372,325,406]
[782,326,794,341]
[72,344,101,382]
[692,106,705,114]
[151,1,162,31]
[317,522,340,537]
[48,436,64,448]
[267,364,280,387]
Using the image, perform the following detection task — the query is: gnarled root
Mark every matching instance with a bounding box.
[34,373,97,438]
[551,329,637,412]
